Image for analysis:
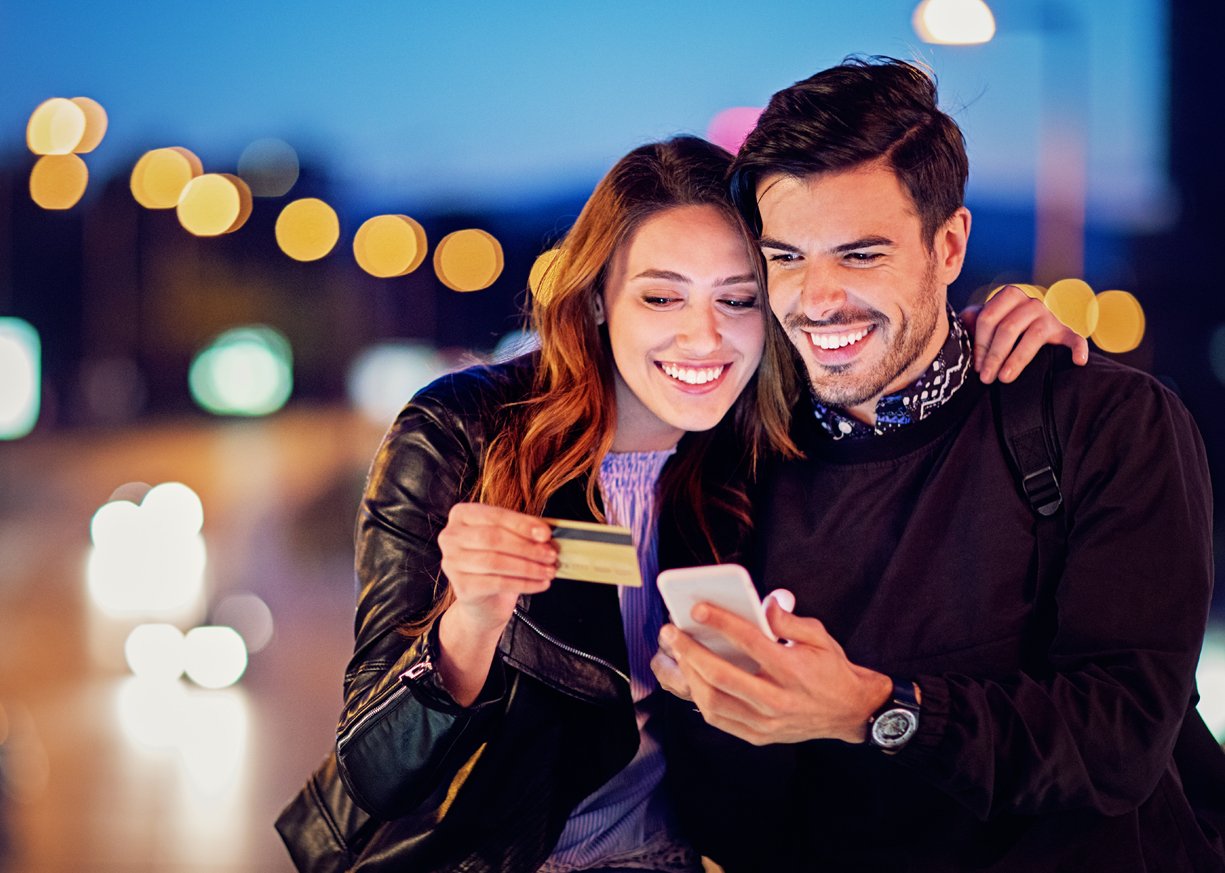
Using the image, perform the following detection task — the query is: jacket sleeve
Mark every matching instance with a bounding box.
[335,372,509,820]
[899,367,1215,820]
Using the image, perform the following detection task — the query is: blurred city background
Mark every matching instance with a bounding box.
[1,1,1223,870]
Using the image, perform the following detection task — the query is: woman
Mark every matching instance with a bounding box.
[326,136,1084,872]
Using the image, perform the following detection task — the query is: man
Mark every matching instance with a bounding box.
[654,57,1221,871]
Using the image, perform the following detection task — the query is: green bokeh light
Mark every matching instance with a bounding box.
[0,317,41,439]
[189,326,293,417]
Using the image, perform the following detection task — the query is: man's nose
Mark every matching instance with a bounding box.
[798,264,848,320]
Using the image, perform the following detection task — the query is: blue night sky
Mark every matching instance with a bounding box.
[0,0,1167,224]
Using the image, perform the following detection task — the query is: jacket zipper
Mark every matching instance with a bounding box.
[335,657,430,753]
[512,608,630,686]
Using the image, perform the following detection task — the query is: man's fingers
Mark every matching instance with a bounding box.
[690,603,783,668]
[667,624,780,718]
[763,604,842,655]
[650,650,691,700]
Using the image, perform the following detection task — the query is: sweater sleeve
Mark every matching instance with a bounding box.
[334,372,509,820]
[899,369,1215,820]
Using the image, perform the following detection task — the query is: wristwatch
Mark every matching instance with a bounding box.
[867,678,921,754]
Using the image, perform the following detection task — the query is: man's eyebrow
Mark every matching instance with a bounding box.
[630,269,757,287]
[758,236,800,252]
[833,235,894,253]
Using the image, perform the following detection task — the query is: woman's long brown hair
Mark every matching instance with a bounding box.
[414,137,799,632]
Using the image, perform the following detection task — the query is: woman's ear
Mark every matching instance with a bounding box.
[593,294,606,326]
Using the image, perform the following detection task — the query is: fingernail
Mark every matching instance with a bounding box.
[692,603,709,623]
[660,625,677,644]
[534,527,551,543]
[1000,367,1014,381]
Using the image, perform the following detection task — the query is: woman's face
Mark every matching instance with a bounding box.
[601,204,766,452]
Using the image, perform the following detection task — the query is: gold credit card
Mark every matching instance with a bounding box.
[543,518,641,588]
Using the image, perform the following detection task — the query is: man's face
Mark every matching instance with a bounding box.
[756,162,969,422]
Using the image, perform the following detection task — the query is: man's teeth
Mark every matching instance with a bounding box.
[660,363,725,385]
[810,326,873,350]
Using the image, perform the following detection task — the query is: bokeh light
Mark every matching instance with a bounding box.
[237,137,299,197]
[275,197,340,261]
[0,317,41,439]
[177,173,252,237]
[183,626,248,689]
[87,482,208,618]
[26,97,85,154]
[913,0,996,45]
[353,215,428,278]
[706,107,762,155]
[124,623,186,681]
[131,147,203,209]
[29,154,89,210]
[69,97,108,153]
[346,341,448,424]
[1091,290,1146,354]
[528,247,565,307]
[188,325,294,417]
[212,592,274,654]
[434,228,504,292]
[1043,278,1100,338]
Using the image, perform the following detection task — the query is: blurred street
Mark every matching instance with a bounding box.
[0,406,385,872]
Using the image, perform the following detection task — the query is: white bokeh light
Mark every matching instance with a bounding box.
[183,626,248,689]
[346,342,449,425]
[124,624,186,681]
[87,482,208,619]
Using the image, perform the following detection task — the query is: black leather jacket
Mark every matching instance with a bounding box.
[332,356,750,872]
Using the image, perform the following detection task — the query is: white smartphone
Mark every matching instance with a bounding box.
[657,563,776,673]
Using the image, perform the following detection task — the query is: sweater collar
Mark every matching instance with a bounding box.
[811,306,973,440]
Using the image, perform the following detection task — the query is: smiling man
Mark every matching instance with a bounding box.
[654,58,1222,871]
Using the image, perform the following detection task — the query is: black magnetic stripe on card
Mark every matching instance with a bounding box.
[550,527,634,546]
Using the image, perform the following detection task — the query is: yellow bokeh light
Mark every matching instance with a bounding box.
[1043,278,1100,338]
[176,173,252,237]
[131,147,203,209]
[434,229,504,292]
[1091,290,1146,354]
[69,97,108,153]
[528,248,565,306]
[353,215,428,278]
[29,154,88,210]
[26,98,86,155]
[275,198,340,261]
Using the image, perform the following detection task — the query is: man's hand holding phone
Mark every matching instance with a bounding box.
[653,564,892,746]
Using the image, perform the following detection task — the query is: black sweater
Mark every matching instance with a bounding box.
[667,353,1221,872]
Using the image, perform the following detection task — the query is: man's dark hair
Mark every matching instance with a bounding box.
[730,56,969,246]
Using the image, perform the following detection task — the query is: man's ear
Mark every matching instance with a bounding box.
[933,207,971,285]
[593,294,606,326]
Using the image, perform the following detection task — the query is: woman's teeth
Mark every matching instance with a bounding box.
[660,363,725,385]
[810,325,873,350]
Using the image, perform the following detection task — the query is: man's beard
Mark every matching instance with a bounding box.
[786,260,943,410]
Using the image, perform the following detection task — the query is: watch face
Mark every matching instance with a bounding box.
[872,708,918,748]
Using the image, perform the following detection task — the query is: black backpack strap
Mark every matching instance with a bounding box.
[995,346,1063,517]
[992,347,1068,659]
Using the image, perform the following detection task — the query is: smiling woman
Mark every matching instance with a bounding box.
[280,135,792,873]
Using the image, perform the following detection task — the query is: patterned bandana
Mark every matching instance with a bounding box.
[812,306,973,440]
